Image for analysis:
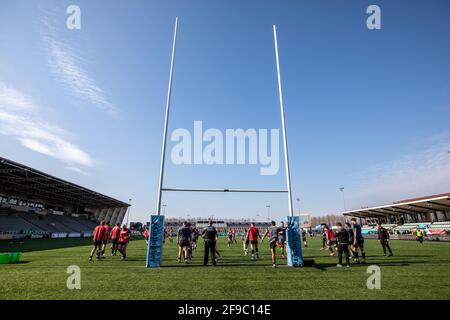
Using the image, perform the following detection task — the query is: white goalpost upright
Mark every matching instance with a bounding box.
[156,17,178,217]
[273,24,294,219]
[272,24,303,267]
[146,18,304,268]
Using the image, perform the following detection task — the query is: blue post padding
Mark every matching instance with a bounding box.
[146,215,165,268]
[286,215,304,266]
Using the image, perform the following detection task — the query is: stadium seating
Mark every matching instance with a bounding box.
[0,209,99,235]
[21,214,65,233]
[429,221,450,231]
[46,215,93,233]
[0,215,42,233]
[361,225,376,234]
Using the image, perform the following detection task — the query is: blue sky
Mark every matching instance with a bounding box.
[1,0,450,223]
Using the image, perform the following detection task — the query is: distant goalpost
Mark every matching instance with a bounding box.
[146,17,303,268]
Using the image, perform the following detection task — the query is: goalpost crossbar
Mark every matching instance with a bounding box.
[161,187,288,193]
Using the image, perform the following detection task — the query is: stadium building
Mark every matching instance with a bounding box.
[342,193,450,238]
[0,157,130,239]
[342,193,450,223]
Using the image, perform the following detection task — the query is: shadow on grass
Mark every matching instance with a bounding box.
[160,263,275,268]
[0,238,92,253]
[0,260,31,265]
[12,260,31,265]
[313,260,429,271]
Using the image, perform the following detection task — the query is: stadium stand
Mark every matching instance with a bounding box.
[0,208,98,234]
[0,214,40,234]
[429,221,450,231]
[361,225,376,235]
[0,156,129,239]
[343,193,450,226]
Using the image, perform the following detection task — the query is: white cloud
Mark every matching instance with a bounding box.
[350,134,450,208]
[65,166,88,175]
[41,18,118,117]
[0,83,34,112]
[0,83,94,170]
[19,138,53,156]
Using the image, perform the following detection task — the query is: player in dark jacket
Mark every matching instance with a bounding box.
[320,223,327,250]
[177,221,192,264]
[377,223,393,257]
[335,222,351,267]
[345,222,356,260]
[202,220,218,266]
[351,218,366,263]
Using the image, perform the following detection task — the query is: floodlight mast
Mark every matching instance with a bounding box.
[273,25,294,217]
[156,17,178,216]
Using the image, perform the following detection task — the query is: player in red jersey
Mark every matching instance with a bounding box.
[89,221,106,261]
[101,221,111,258]
[118,225,131,260]
[143,225,150,245]
[231,228,237,244]
[324,224,337,256]
[248,223,262,260]
[110,222,121,256]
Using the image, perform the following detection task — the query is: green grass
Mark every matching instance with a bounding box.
[1,237,450,299]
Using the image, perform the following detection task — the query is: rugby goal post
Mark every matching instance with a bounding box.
[146,18,303,268]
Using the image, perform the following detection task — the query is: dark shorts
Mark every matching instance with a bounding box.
[354,238,365,247]
[119,242,128,248]
[112,239,119,245]
[269,240,277,249]
[179,240,189,247]
[93,240,103,246]
[279,238,286,245]
[327,240,337,247]
[250,240,258,245]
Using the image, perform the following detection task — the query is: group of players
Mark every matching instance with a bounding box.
[240,222,288,268]
[320,217,394,267]
[89,220,131,261]
[171,220,289,268]
[175,221,202,263]
[173,220,296,268]
[175,220,220,265]
[241,221,310,268]
[94,217,402,268]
